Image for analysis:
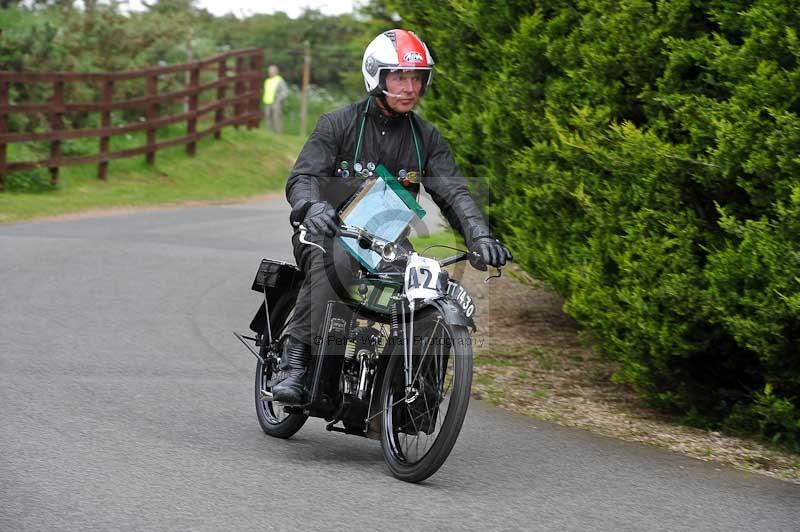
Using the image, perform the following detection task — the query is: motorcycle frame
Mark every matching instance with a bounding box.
[240,253,477,438]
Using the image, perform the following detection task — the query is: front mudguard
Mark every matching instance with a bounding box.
[416,297,476,332]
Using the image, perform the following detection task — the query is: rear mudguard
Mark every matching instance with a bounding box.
[249,259,304,335]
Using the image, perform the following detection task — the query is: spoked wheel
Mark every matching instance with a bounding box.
[255,291,308,438]
[380,317,473,482]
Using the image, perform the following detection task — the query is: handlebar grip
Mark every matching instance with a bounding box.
[468,250,488,271]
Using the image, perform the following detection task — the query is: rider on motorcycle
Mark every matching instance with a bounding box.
[273,29,512,404]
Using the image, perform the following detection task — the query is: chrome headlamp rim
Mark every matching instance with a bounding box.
[379,242,398,262]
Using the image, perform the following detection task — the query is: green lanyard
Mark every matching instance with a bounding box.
[353,96,423,176]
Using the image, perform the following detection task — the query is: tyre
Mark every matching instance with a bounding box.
[255,290,308,438]
[379,316,473,482]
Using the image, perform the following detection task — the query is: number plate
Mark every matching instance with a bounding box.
[447,280,476,318]
[404,253,443,302]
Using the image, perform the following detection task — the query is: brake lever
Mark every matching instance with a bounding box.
[298,224,326,254]
[484,268,502,283]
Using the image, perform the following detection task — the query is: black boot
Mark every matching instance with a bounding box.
[272,336,310,404]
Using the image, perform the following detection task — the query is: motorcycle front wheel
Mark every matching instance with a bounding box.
[379,317,473,483]
[255,290,308,439]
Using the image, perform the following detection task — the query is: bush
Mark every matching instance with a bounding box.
[753,384,800,451]
[395,0,800,446]
[4,169,52,193]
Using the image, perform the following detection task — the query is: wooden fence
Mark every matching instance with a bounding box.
[0,48,265,191]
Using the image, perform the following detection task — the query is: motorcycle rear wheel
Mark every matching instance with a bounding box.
[255,290,308,439]
[379,318,472,483]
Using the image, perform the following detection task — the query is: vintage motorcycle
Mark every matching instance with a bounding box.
[235,224,495,483]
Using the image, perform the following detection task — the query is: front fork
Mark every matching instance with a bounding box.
[390,294,469,400]
[394,297,445,400]
[391,296,415,394]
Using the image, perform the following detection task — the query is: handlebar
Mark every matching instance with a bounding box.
[298,223,486,270]
[297,223,400,261]
[440,252,470,268]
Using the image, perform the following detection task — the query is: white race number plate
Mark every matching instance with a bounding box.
[404,253,443,302]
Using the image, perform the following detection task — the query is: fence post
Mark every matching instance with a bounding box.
[98,79,114,180]
[249,51,264,129]
[0,80,7,192]
[146,74,158,165]
[186,65,200,156]
[234,56,245,129]
[48,79,65,187]
[300,40,311,138]
[214,58,226,140]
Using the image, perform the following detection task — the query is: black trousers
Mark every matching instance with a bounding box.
[282,231,359,348]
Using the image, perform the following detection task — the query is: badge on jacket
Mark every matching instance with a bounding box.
[398,169,420,187]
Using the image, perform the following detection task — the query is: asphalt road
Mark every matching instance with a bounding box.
[1,198,798,532]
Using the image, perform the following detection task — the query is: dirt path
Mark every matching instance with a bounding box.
[455,264,800,484]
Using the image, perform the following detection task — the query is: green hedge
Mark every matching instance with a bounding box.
[394,0,800,447]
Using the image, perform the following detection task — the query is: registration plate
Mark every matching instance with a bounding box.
[446,279,476,318]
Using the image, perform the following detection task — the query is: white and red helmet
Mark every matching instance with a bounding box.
[362,29,435,96]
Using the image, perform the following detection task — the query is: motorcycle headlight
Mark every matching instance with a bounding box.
[380,242,397,262]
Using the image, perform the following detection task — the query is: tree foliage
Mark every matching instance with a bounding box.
[0,1,375,92]
[391,0,800,447]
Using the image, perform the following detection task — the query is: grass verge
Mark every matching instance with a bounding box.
[0,128,304,224]
[408,228,464,258]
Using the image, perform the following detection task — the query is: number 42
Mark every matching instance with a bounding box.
[407,267,436,290]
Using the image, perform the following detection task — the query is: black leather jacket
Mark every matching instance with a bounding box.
[285,97,493,245]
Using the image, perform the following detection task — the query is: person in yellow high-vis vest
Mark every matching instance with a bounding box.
[263,65,289,134]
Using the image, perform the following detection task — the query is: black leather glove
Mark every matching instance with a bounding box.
[303,201,339,237]
[469,237,512,270]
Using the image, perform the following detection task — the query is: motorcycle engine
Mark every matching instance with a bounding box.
[342,325,381,401]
